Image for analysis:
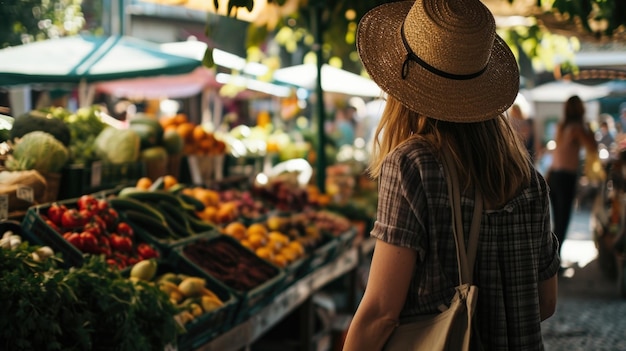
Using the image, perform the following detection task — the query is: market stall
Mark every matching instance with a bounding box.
[0,95,376,350]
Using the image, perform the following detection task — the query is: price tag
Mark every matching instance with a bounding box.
[17,186,34,203]
[91,161,103,187]
[0,194,8,221]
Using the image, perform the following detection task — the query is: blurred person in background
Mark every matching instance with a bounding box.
[332,105,357,148]
[547,95,599,260]
[595,114,615,151]
[508,101,538,163]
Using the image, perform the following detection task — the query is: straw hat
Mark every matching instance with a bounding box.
[357,0,520,123]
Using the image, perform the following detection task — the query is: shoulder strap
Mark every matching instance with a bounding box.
[442,147,483,285]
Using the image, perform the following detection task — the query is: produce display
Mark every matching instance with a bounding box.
[4,131,69,174]
[0,103,374,350]
[40,106,107,164]
[108,177,218,247]
[0,247,178,351]
[9,110,71,147]
[158,113,226,156]
[129,259,227,328]
[222,219,309,268]
[187,187,268,225]
[94,126,142,164]
[181,236,280,292]
[32,194,160,269]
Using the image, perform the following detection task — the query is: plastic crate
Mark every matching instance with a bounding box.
[21,197,161,269]
[305,233,340,274]
[21,200,87,267]
[170,234,286,324]
[144,260,239,351]
[58,161,146,200]
[334,227,358,255]
[280,254,311,289]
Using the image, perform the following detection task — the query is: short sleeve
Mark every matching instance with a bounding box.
[538,191,561,281]
[370,150,428,260]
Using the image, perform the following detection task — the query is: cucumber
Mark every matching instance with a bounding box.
[178,193,205,212]
[124,210,176,240]
[167,183,186,194]
[184,211,217,234]
[108,197,166,223]
[155,202,193,237]
[120,190,195,212]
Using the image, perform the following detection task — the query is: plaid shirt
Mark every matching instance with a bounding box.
[371,138,560,350]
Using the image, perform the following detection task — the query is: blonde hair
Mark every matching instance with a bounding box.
[369,96,532,206]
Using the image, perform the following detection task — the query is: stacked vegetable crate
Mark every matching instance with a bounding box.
[126,259,239,351]
[58,161,146,200]
[20,194,161,269]
[169,234,286,324]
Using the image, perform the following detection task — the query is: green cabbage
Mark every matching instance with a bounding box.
[94,126,141,164]
[5,131,69,174]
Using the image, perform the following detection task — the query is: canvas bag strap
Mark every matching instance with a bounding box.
[442,147,483,285]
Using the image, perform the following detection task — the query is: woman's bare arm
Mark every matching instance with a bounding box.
[343,239,417,351]
[538,274,558,321]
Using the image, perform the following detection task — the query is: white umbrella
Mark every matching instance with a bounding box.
[530,80,610,102]
[273,63,382,98]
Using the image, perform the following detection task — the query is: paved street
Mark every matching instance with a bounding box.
[542,206,626,351]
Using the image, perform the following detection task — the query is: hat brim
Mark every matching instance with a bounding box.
[357,1,520,123]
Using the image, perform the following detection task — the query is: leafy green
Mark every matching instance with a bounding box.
[5,131,70,174]
[44,106,107,164]
[0,246,179,351]
[94,126,141,164]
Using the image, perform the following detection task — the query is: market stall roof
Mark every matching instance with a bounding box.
[529,80,611,102]
[272,64,382,98]
[0,35,201,87]
[94,66,220,99]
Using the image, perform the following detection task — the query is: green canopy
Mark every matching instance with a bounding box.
[0,35,201,87]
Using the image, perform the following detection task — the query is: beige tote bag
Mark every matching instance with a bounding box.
[383,148,482,351]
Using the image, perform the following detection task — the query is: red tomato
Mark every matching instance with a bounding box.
[100,208,120,232]
[61,209,87,228]
[136,243,159,260]
[66,232,83,250]
[109,234,132,253]
[80,232,99,254]
[77,195,99,214]
[45,219,61,234]
[116,222,134,238]
[47,203,67,227]
[83,221,102,237]
[96,199,109,212]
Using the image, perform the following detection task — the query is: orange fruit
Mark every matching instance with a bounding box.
[255,247,273,260]
[194,188,219,207]
[280,247,298,262]
[163,175,178,190]
[240,239,253,251]
[192,125,207,142]
[173,113,188,125]
[136,177,152,190]
[248,233,267,249]
[223,222,246,240]
[288,241,305,256]
[247,223,268,237]
[176,122,195,141]
[272,254,288,268]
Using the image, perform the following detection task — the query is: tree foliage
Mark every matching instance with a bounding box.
[214,0,624,80]
[0,0,85,49]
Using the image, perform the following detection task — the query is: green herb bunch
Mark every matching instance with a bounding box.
[0,245,179,351]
